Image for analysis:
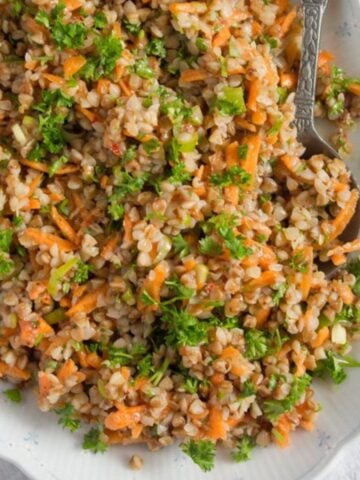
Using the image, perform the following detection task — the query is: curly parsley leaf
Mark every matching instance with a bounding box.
[72,261,93,284]
[289,252,309,273]
[80,34,123,81]
[132,57,154,79]
[36,3,87,50]
[0,253,15,279]
[181,439,215,472]
[145,38,166,59]
[231,435,256,463]
[55,403,81,432]
[3,388,22,403]
[244,329,268,360]
[263,374,311,422]
[122,17,142,36]
[162,307,209,347]
[0,229,13,253]
[272,283,288,306]
[210,166,251,188]
[348,256,360,295]
[172,234,190,258]
[199,237,223,256]
[164,278,194,303]
[313,351,360,385]
[82,425,108,453]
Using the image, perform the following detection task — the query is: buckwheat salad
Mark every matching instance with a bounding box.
[1,0,360,473]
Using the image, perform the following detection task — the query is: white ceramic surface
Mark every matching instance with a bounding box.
[1,1,360,479]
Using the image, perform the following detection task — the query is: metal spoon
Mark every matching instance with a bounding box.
[294,0,360,276]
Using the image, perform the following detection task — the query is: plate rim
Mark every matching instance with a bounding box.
[0,421,359,480]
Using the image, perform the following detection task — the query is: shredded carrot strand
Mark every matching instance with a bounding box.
[51,206,79,245]
[0,361,31,381]
[21,228,76,252]
[328,190,359,241]
[212,27,231,48]
[20,158,79,175]
[66,285,107,317]
[64,55,86,78]
[180,69,208,83]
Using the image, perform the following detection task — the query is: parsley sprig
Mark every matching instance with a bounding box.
[55,403,81,432]
[263,374,311,422]
[181,440,216,472]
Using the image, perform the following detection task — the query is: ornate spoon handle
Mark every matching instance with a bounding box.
[294,0,329,134]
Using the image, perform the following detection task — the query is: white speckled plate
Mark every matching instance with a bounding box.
[1,1,360,479]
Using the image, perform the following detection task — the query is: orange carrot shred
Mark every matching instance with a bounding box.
[21,228,76,252]
[66,285,107,317]
[64,55,86,79]
[51,206,79,245]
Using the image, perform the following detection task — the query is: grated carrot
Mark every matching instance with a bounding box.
[64,55,86,78]
[213,27,231,48]
[58,358,77,382]
[0,361,31,381]
[65,0,83,10]
[327,189,359,241]
[220,346,247,376]
[76,105,100,123]
[20,158,79,175]
[318,50,334,72]
[51,206,79,245]
[169,2,206,14]
[28,173,43,195]
[140,263,168,309]
[337,283,355,305]
[112,22,122,39]
[347,83,360,96]
[180,69,208,83]
[59,296,72,308]
[105,403,146,431]
[225,141,239,167]
[72,284,87,299]
[42,73,65,85]
[244,270,277,291]
[251,110,267,125]
[247,79,260,111]
[119,78,132,96]
[224,184,239,205]
[96,78,111,95]
[25,60,38,70]
[122,214,134,246]
[101,232,121,259]
[207,406,228,440]
[228,65,246,76]
[66,285,107,317]
[38,372,53,397]
[21,228,76,252]
[330,252,346,266]
[255,306,271,327]
[240,134,261,188]
[328,239,360,259]
[25,198,41,210]
[251,20,263,37]
[273,414,292,448]
[275,0,289,14]
[210,372,224,385]
[280,72,297,89]
[310,326,330,349]
[87,352,102,369]
[19,317,54,348]
[279,9,297,38]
